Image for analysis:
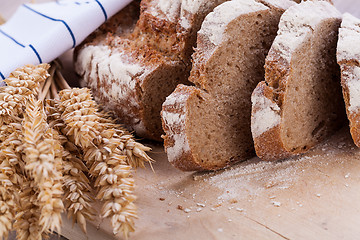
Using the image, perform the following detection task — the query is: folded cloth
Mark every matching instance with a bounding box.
[0,0,132,82]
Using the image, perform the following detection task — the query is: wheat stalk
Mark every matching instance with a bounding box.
[59,88,139,237]
[0,64,50,238]
[0,62,152,238]
[22,97,64,234]
[46,99,96,233]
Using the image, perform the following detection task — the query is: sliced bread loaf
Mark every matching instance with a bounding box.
[337,13,360,147]
[74,0,227,141]
[161,0,294,171]
[251,1,345,161]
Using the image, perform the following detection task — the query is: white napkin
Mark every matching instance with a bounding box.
[0,0,132,81]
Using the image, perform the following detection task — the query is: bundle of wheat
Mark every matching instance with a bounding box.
[0,63,152,239]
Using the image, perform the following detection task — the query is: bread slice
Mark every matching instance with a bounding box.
[251,1,345,161]
[337,13,360,147]
[161,0,294,171]
[74,0,227,141]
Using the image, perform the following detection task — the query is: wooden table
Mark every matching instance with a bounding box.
[1,1,360,240]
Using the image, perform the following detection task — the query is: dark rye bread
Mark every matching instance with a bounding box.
[251,1,345,161]
[74,0,227,141]
[161,0,294,171]
[337,13,360,147]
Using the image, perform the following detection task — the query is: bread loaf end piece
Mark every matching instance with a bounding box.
[252,1,345,161]
[337,13,360,147]
[162,0,294,171]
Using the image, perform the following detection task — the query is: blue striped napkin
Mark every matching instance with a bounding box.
[0,0,132,82]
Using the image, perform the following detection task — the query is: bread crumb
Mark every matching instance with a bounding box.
[345,173,350,178]
[196,208,203,212]
[184,208,191,213]
[316,193,321,197]
[236,208,244,212]
[217,228,223,233]
[159,198,165,201]
[177,205,184,210]
[196,203,205,207]
[272,201,281,207]
[229,199,238,204]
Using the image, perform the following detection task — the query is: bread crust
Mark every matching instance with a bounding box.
[339,62,360,147]
[251,82,294,161]
[161,84,206,171]
[337,13,360,147]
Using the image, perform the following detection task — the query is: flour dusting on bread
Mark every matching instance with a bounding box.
[251,90,280,138]
[198,0,268,46]
[346,67,360,112]
[271,1,341,62]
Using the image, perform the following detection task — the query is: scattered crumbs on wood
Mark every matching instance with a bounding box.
[159,198,165,201]
[177,205,184,210]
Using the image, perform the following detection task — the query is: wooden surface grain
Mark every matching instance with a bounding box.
[1,1,360,240]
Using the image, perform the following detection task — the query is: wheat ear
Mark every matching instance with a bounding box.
[0,124,24,238]
[14,180,43,240]
[46,99,95,233]
[0,64,50,238]
[59,88,137,237]
[22,97,64,233]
